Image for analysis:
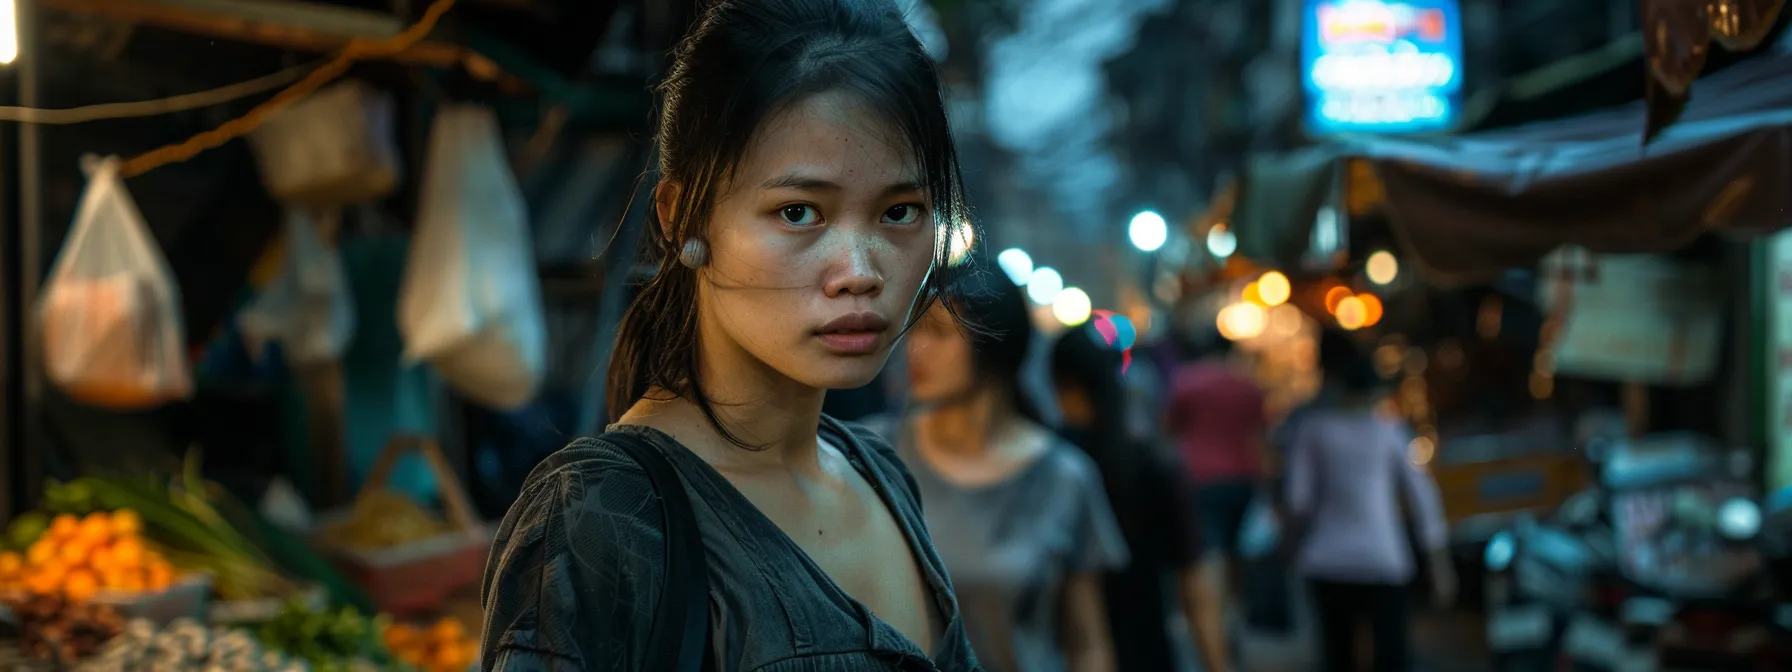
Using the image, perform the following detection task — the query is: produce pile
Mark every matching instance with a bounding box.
[318,489,448,549]
[0,511,179,601]
[383,618,480,672]
[4,593,126,663]
[73,618,327,672]
[36,461,299,602]
[253,599,397,671]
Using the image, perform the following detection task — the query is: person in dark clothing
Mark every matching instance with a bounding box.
[1051,323,1231,672]
[478,1,982,669]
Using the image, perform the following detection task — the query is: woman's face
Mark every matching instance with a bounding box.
[905,304,975,403]
[691,91,938,391]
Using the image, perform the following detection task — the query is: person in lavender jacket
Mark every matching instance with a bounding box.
[1284,332,1456,672]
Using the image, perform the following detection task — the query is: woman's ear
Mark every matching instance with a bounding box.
[654,181,682,240]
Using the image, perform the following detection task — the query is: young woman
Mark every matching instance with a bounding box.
[1284,331,1455,672]
[479,1,981,669]
[1049,324,1231,672]
[874,271,1127,672]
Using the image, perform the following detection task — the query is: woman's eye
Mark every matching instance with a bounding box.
[883,204,922,225]
[779,204,821,227]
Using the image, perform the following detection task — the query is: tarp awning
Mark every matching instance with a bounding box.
[1232,32,1792,284]
[1354,35,1792,283]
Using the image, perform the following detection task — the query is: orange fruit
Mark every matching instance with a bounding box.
[430,618,465,641]
[77,513,110,541]
[145,563,173,591]
[58,538,93,566]
[25,539,57,566]
[108,510,142,537]
[23,571,59,595]
[0,552,23,575]
[48,514,79,540]
[109,538,143,567]
[63,569,99,602]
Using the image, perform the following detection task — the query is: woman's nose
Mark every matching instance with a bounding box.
[823,232,885,297]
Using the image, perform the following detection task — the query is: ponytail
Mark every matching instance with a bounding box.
[605,206,701,423]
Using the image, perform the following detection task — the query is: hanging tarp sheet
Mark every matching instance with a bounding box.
[1355,34,1792,283]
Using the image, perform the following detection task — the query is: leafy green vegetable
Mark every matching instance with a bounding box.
[255,598,405,671]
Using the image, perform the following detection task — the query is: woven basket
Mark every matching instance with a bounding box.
[315,435,489,616]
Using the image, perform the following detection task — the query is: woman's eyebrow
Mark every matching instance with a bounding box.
[760,171,925,197]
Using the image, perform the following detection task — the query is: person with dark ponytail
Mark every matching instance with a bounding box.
[480,1,980,669]
[1049,324,1231,672]
[870,270,1127,672]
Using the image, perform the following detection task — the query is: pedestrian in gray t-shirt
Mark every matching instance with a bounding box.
[882,270,1129,672]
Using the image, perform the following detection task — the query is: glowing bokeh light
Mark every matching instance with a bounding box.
[1323,285,1354,313]
[946,221,975,266]
[1206,224,1237,258]
[1257,271,1291,307]
[1366,250,1399,285]
[1026,267,1064,305]
[996,248,1034,286]
[1336,296,1367,330]
[1217,303,1267,341]
[1358,293,1384,327]
[1052,287,1093,326]
[1128,211,1168,252]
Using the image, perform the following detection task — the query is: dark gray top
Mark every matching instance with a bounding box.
[865,416,1129,672]
[479,416,980,671]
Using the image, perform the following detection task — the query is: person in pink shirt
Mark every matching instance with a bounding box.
[1165,331,1268,594]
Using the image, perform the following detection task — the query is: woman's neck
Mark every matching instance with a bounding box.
[622,331,828,476]
[915,386,1014,458]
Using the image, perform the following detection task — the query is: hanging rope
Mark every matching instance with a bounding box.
[119,0,459,178]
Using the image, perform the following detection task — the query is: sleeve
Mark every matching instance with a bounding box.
[1392,425,1451,552]
[480,459,666,672]
[1067,452,1131,573]
[1283,421,1318,517]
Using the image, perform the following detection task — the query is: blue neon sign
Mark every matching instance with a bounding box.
[1301,0,1464,135]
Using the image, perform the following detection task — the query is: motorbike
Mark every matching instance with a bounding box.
[1483,430,1792,671]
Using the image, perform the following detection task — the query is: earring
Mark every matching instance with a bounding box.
[678,238,708,268]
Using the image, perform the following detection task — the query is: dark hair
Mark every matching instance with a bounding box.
[606,0,969,436]
[1052,321,1161,541]
[1046,322,1125,453]
[1317,329,1380,393]
[945,267,1045,425]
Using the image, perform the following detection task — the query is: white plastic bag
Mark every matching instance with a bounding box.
[239,209,356,365]
[397,105,545,409]
[39,156,192,409]
[248,80,401,207]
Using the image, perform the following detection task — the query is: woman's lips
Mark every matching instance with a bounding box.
[817,331,881,355]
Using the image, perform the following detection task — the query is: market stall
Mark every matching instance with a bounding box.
[0,0,699,666]
[1212,26,1792,545]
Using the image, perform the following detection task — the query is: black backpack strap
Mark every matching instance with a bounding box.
[606,432,713,672]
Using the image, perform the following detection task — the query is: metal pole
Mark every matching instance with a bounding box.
[0,77,13,523]
[16,0,44,512]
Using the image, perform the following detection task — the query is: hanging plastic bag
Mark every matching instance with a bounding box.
[39,156,192,409]
[239,209,356,365]
[397,105,545,410]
